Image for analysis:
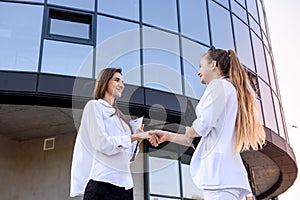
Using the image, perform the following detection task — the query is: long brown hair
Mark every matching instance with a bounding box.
[94,68,131,128]
[204,47,265,154]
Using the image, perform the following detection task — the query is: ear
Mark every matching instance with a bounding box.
[211,60,217,70]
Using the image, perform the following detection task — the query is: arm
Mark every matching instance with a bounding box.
[149,126,200,147]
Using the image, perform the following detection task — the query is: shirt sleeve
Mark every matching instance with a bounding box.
[84,101,132,156]
[192,80,227,137]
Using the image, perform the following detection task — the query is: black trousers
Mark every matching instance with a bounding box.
[83,179,133,200]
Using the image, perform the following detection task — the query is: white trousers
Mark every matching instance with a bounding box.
[203,188,248,200]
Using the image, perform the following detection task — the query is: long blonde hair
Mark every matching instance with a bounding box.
[205,47,265,154]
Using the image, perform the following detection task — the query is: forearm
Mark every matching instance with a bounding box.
[167,132,192,147]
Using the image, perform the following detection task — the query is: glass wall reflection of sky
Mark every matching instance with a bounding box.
[0,2,43,72]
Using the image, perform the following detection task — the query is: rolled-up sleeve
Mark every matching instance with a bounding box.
[192,80,227,137]
[84,101,131,156]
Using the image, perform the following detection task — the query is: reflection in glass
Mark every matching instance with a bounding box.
[231,0,247,23]
[11,0,44,2]
[246,0,259,21]
[273,93,286,138]
[182,38,207,99]
[50,19,90,39]
[257,0,266,32]
[143,28,181,94]
[96,16,140,84]
[209,1,234,49]
[41,40,93,77]
[265,49,277,93]
[249,16,261,37]
[181,162,203,198]
[213,0,229,9]
[179,0,209,44]
[143,49,182,94]
[149,156,180,197]
[234,0,246,8]
[98,0,139,21]
[142,0,178,32]
[0,2,43,72]
[259,79,278,133]
[251,32,268,82]
[48,0,94,11]
[232,16,255,71]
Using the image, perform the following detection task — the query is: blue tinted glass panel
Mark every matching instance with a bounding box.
[273,93,286,138]
[252,32,268,82]
[234,0,246,7]
[265,49,277,93]
[179,0,209,44]
[96,16,140,85]
[149,156,180,197]
[48,0,94,11]
[0,3,43,72]
[143,28,182,94]
[182,38,207,98]
[246,0,258,21]
[209,1,234,49]
[257,0,266,32]
[214,0,229,9]
[249,16,261,36]
[182,162,204,198]
[11,0,44,2]
[142,0,178,32]
[50,19,90,39]
[259,79,278,133]
[98,0,139,21]
[233,16,255,71]
[42,40,93,77]
[231,0,247,23]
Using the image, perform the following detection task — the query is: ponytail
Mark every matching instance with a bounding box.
[227,50,266,154]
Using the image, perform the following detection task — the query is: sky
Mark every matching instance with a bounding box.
[264,0,300,199]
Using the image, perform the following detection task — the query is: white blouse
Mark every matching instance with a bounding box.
[70,99,138,197]
[190,79,252,195]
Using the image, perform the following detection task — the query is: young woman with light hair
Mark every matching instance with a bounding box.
[149,47,265,200]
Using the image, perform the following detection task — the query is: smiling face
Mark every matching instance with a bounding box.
[106,72,124,99]
[197,55,217,84]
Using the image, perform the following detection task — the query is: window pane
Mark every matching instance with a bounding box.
[48,0,94,11]
[96,16,140,84]
[257,0,266,32]
[233,16,255,71]
[246,0,258,21]
[265,49,277,94]
[252,32,268,82]
[231,0,247,23]
[11,0,44,2]
[50,19,90,39]
[181,156,204,199]
[214,0,229,9]
[234,0,246,7]
[150,197,179,200]
[182,38,207,99]
[259,79,277,133]
[179,0,209,44]
[143,28,182,94]
[149,156,180,197]
[98,0,139,21]
[273,93,286,139]
[209,1,234,49]
[249,16,261,37]
[142,0,178,32]
[0,2,43,72]
[41,40,93,77]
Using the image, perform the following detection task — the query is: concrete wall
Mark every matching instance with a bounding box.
[0,134,145,200]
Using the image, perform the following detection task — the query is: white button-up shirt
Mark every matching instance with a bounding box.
[190,79,252,195]
[70,99,137,197]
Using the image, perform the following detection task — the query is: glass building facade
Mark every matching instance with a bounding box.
[0,0,297,200]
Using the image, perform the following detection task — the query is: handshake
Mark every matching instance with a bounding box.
[131,126,200,148]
